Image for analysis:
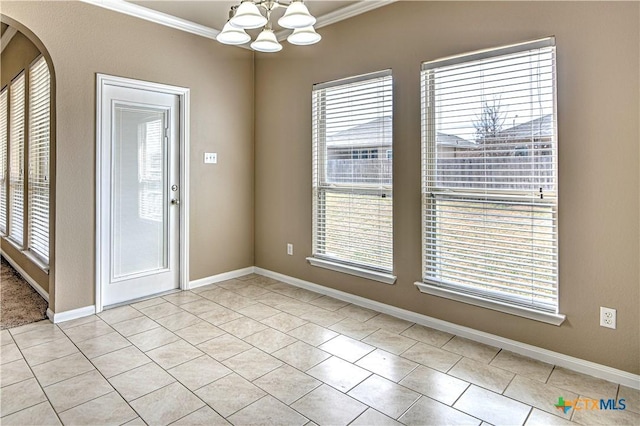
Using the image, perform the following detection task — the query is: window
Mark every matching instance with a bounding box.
[310,70,394,283]
[9,72,25,246]
[419,38,561,321]
[0,89,7,234]
[341,148,379,160]
[28,56,51,262]
[2,55,51,269]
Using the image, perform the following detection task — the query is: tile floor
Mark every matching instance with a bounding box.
[1,273,638,426]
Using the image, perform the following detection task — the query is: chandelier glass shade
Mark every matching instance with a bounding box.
[251,29,283,52]
[217,0,320,52]
[287,26,321,45]
[217,22,252,45]
[230,1,268,29]
[278,1,316,29]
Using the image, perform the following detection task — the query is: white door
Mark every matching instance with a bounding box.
[100,84,180,306]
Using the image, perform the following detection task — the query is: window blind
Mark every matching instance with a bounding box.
[9,73,26,246]
[28,56,50,262]
[138,119,164,222]
[312,70,393,273]
[421,38,558,312]
[0,89,7,234]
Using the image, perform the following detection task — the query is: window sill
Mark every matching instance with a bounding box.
[4,236,24,253]
[1,236,49,274]
[307,257,397,285]
[22,250,49,274]
[414,281,565,326]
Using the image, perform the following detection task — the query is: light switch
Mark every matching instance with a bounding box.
[204,152,217,164]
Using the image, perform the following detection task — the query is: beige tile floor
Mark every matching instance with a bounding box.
[1,273,638,426]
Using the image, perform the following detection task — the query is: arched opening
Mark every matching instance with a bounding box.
[0,15,56,326]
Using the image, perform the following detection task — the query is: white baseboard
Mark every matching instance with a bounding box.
[1,249,49,303]
[254,267,640,390]
[189,266,256,289]
[47,305,96,324]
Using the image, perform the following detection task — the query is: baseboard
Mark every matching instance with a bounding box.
[47,305,96,324]
[254,267,640,390]
[1,249,49,303]
[189,266,256,289]
[58,267,254,320]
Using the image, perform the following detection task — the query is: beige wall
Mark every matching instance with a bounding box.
[1,30,40,87]
[1,242,49,292]
[0,30,50,292]
[2,1,255,312]
[254,1,640,373]
[2,0,637,374]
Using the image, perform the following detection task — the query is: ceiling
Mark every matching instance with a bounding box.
[127,1,357,33]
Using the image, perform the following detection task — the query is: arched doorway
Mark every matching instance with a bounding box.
[0,15,56,326]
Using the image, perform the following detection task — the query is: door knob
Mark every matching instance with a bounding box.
[171,198,180,205]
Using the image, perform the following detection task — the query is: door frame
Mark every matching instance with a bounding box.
[95,74,190,313]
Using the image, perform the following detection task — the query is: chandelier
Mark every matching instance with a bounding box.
[217,0,321,52]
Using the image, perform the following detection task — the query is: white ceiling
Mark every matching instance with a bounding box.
[127,1,357,33]
[80,0,395,45]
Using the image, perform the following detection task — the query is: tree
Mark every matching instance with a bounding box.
[473,99,505,141]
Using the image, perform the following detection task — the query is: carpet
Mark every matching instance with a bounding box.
[1,256,48,330]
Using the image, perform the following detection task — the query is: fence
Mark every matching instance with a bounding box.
[325,155,553,191]
[436,155,555,191]
[326,159,392,185]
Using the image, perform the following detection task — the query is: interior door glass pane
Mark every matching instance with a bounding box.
[112,104,167,278]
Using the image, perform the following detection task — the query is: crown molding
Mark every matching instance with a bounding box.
[79,0,220,40]
[81,0,396,46]
[275,0,397,41]
[315,0,397,29]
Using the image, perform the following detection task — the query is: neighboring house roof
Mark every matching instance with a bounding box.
[493,114,554,140]
[437,132,477,148]
[327,116,392,148]
[325,114,553,150]
[326,116,476,149]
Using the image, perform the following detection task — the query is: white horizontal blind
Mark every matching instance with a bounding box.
[312,70,393,273]
[9,73,26,246]
[421,38,558,312]
[138,119,164,222]
[0,89,8,234]
[28,56,50,263]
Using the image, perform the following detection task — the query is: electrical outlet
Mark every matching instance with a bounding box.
[287,243,293,256]
[600,307,616,329]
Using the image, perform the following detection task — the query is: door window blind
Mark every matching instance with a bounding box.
[421,38,558,312]
[312,70,393,273]
[28,56,50,262]
[9,72,26,246]
[138,119,164,222]
[0,89,7,234]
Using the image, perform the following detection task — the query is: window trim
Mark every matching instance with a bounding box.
[27,55,51,264]
[23,248,50,274]
[313,70,392,91]
[308,257,397,285]
[421,37,555,71]
[418,37,562,321]
[0,86,8,235]
[310,69,394,279]
[414,281,565,325]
